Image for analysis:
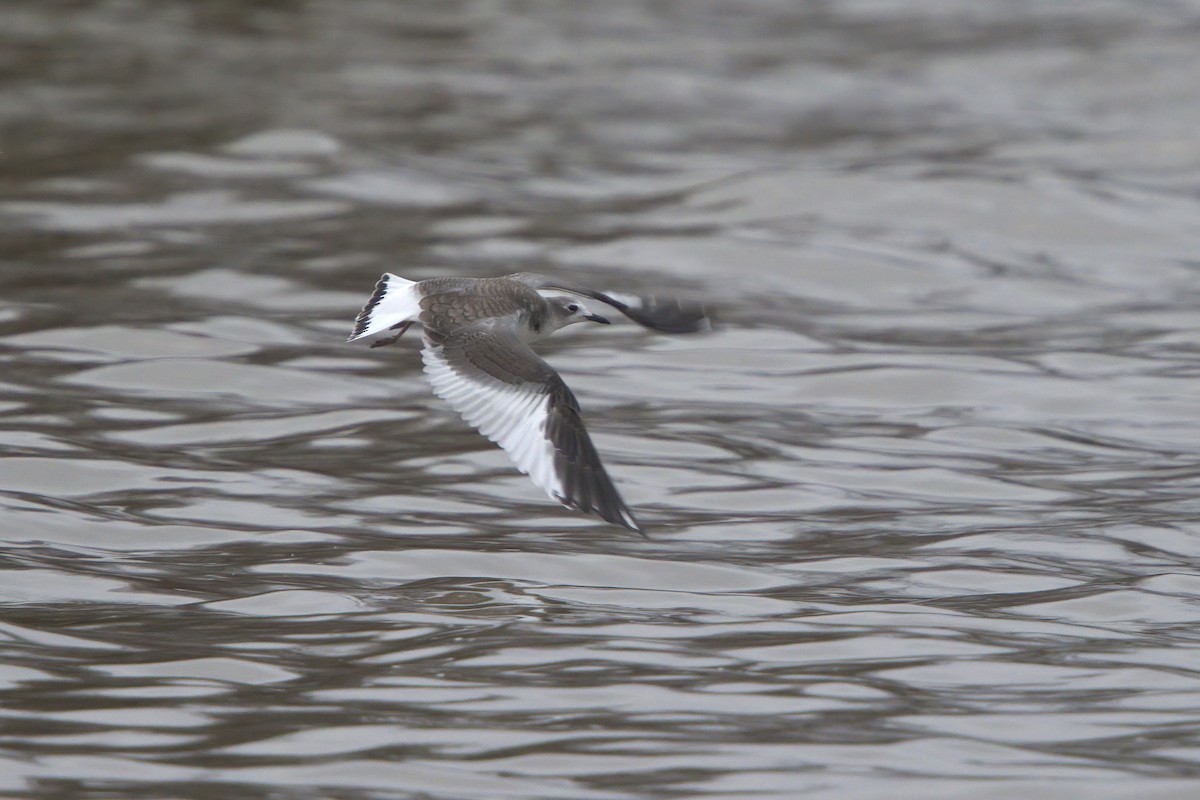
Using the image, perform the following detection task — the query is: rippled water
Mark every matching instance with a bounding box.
[4,1,1200,797]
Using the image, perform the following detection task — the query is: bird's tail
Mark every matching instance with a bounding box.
[348,273,420,341]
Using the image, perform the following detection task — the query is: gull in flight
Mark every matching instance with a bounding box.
[348,272,710,532]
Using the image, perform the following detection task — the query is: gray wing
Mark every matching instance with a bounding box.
[421,323,643,533]
[506,273,712,334]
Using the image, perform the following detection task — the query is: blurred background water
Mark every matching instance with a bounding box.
[3,1,1200,798]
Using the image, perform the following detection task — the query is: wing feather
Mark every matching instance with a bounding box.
[421,325,643,533]
[506,272,712,334]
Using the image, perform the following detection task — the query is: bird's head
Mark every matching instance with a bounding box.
[544,295,610,332]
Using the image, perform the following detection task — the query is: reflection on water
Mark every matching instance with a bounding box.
[4,1,1200,797]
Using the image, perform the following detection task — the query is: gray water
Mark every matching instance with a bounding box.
[3,1,1200,798]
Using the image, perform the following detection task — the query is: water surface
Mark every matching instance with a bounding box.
[3,2,1200,798]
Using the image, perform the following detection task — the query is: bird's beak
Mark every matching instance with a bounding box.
[585,313,610,324]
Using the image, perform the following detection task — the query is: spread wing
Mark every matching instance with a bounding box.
[421,324,643,533]
[506,273,712,334]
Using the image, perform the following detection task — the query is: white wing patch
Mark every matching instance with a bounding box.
[422,343,565,504]
[596,290,642,310]
[348,273,420,341]
[534,287,642,311]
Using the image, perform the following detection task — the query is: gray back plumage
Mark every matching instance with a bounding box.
[417,277,548,335]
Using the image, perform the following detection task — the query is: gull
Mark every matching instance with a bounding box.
[348,272,710,532]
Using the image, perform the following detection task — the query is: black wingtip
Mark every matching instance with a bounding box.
[557,491,645,535]
[575,479,645,536]
[578,289,712,334]
[545,396,647,537]
[508,274,713,335]
[602,503,645,536]
[622,298,714,334]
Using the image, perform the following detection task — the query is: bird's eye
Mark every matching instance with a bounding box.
[566,304,579,313]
